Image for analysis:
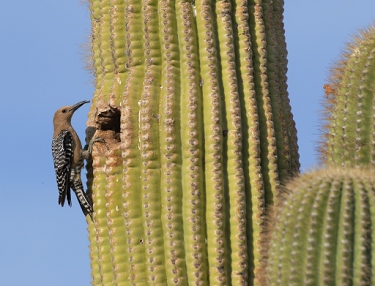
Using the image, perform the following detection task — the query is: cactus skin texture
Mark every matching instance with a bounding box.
[265,168,375,286]
[320,24,375,167]
[85,0,299,284]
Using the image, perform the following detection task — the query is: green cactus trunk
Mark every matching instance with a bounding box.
[265,168,375,285]
[85,0,299,284]
[320,25,375,167]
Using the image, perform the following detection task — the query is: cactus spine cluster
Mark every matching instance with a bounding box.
[85,0,299,284]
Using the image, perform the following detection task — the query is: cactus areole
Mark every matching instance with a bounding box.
[85,0,299,284]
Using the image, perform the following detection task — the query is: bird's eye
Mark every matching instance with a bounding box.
[62,109,66,113]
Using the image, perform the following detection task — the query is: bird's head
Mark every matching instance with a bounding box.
[53,100,90,126]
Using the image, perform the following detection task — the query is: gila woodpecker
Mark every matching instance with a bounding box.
[52,100,94,216]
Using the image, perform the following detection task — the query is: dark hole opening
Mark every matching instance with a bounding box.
[96,107,121,134]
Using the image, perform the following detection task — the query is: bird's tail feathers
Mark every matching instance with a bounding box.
[73,186,94,217]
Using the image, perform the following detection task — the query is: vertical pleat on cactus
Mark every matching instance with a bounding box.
[265,168,375,285]
[320,24,375,167]
[84,0,299,284]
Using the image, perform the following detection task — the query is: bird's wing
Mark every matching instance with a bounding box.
[52,130,73,207]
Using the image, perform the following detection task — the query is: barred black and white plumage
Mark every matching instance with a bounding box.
[52,130,73,207]
[52,100,93,217]
[52,130,93,216]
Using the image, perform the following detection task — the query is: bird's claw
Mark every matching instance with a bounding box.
[83,137,105,157]
[87,137,105,153]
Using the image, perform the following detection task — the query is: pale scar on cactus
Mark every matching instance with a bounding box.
[84,0,299,285]
[319,24,375,167]
[264,168,375,286]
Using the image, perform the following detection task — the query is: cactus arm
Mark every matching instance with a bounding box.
[322,25,375,167]
[266,169,375,284]
[176,1,209,284]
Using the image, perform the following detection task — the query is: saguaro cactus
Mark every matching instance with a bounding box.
[265,168,375,285]
[320,24,375,167]
[85,0,299,284]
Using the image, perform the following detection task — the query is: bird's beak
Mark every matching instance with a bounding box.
[69,100,90,112]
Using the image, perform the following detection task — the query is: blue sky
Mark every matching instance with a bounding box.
[0,1,374,285]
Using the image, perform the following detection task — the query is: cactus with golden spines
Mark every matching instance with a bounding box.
[85,0,299,284]
[320,25,375,167]
[265,168,375,285]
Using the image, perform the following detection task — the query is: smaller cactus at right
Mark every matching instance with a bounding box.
[320,24,375,167]
[264,168,375,285]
